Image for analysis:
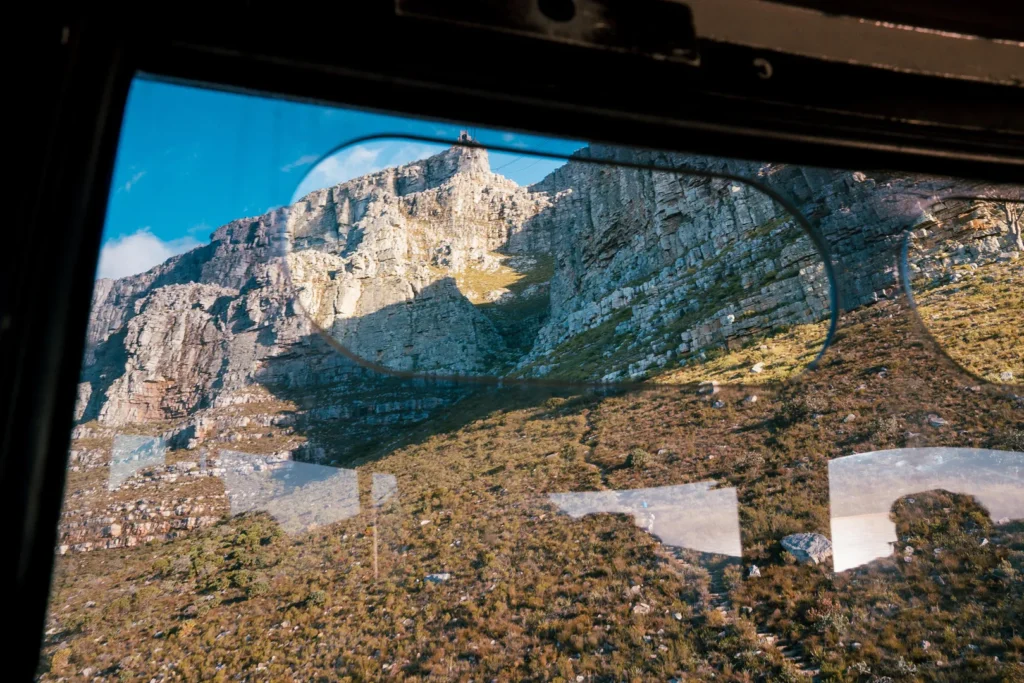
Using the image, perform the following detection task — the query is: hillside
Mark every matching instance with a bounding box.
[43,301,1024,680]
[42,141,1024,680]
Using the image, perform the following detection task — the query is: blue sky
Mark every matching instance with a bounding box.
[98,78,584,279]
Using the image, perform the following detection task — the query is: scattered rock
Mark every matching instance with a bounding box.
[1000,371,1014,382]
[997,517,1011,525]
[843,413,857,423]
[102,523,122,538]
[420,519,431,526]
[921,641,931,650]
[748,564,761,578]
[743,395,758,404]
[425,573,451,584]
[780,533,833,565]
[697,381,720,396]
[926,414,947,428]
[633,602,651,615]
[750,362,765,374]
[712,400,725,409]
[673,612,683,621]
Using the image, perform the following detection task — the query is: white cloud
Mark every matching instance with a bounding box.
[96,228,201,280]
[186,222,212,238]
[280,153,320,173]
[289,142,446,203]
[119,170,146,192]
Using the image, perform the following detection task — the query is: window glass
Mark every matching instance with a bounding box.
[40,77,1022,682]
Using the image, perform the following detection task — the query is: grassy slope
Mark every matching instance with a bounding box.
[517,221,829,386]
[40,301,1024,681]
[913,258,1024,384]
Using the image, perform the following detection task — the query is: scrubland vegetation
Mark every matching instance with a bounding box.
[40,300,1023,681]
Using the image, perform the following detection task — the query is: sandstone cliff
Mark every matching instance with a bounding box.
[76,141,1019,460]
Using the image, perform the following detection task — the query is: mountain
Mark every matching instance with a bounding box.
[75,140,1010,460]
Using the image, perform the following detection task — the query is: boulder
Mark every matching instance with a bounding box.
[697,381,720,396]
[781,532,833,565]
[424,573,451,584]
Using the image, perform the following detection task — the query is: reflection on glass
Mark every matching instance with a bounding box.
[371,472,398,507]
[905,198,1023,384]
[108,434,166,490]
[285,140,834,387]
[218,450,360,534]
[548,481,742,557]
[829,447,1024,572]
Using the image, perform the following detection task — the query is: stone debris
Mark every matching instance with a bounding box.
[632,603,651,615]
[926,414,948,428]
[748,564,761,578]
[697,381,720,396]
[425,573,451,584]
[781,533,833,565]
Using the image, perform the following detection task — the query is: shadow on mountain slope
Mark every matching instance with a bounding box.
[251,275,589,466]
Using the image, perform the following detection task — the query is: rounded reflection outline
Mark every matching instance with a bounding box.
[284,133,841,391]
[898,194,1023,388]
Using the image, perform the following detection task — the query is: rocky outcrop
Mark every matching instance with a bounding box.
[781,532,834,566]
[76,139,1018,461]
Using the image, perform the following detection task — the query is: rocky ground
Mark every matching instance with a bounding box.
[40,300,1023,681]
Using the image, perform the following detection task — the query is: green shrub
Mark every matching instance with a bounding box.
[246,580,270,598]
[64,612,93,634]
[625,448,649,469]
[306,589,328,607]
[229,570,254,589]
[49,647,73,674]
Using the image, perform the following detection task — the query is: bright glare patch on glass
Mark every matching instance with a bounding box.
[108,434,166,490]
[219,450,360,534]
[371,472,398,507]
[905,197,1023,385]
[828,447,1024,572]
[548,481,742,557]
[283,138,834,388]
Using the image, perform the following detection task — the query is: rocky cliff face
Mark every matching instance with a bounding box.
[77,141,1018,460]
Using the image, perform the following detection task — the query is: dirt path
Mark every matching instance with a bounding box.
[660,546,822,680]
